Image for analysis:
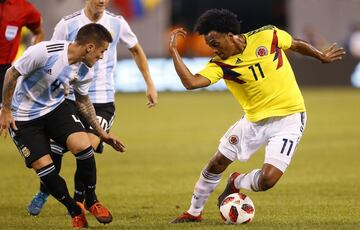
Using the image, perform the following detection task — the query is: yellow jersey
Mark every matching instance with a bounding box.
[198,25,306,122]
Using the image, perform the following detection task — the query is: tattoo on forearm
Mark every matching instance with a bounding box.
[2,68,20,110]
[76,95,103,136]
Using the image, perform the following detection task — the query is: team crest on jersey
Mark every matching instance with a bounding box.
[5,25,18,41]
[21,147,31,158]
[229,135,239,145]
[256,46,268,57]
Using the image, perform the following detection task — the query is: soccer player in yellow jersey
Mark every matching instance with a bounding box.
[169,9,345,223]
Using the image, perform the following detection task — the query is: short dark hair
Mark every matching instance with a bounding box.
[75,23,113,45]
[194,9,241,35]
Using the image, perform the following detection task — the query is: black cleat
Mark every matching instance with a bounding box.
[217,172,241,207]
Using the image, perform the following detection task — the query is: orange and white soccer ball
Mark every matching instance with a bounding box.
[219,193,255,224]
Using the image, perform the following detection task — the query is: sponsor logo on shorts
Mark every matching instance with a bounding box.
[229,135,239,145]
[21,147,31,158]
[256,46,268,57]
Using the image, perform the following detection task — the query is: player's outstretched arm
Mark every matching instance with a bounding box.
[169,28,210,90]
[74,92,125,152]
[0,67,20,137]
[30,18,45,45]
[129,44,158,108]
[290,38,346,63]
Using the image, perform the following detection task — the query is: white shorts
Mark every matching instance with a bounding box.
[218,112,307,172]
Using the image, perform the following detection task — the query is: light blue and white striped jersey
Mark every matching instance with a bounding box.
[12,41,91,121]
[52,9,138,103]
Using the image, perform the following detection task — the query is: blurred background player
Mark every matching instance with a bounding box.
[27,0,158,223]
[168,9,345,223]
[0,23,125,228]
[349,23,360,87]
[0,0,45,108]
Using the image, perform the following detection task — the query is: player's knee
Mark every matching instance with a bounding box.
[258,174,278,191]
[71,144,91,155]
[206,154,231,174]
[66,132,92,154]
[74,146,94,159]
[206,160,223,174]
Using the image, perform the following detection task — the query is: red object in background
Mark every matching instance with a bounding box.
[186,33,213,57]
[0,0,41,64]
[112,0,144,20]
[113,0,133,19]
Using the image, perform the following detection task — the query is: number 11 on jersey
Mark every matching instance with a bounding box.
[248,63,265,81]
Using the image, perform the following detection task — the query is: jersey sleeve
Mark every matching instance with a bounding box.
[72,64,91,95]
[275,27,293,50]
[51,19,67,41]
[197,61,223,84]
[24,1,42,31]
[118,17,138,48]
[13,43,46,77]
[73,80,91,95]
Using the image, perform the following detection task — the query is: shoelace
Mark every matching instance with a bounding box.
[91,203,109,216]
[72,216,85,227]
[33,197,46,207]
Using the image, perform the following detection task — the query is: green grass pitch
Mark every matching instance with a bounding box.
[0,87,359,229]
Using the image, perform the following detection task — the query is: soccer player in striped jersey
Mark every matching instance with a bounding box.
[27,0,158,222]
[169,9,345,223]
[0,23,125,228]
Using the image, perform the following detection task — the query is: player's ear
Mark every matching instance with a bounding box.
[227,32,235,39]
[227,33,237,45]
[227,33,237,44]
[86,43,95,53]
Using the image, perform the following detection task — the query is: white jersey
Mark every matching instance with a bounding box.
[12,41,91,121]
[52,9,138,103]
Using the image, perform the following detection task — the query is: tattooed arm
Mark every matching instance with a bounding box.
[0,67,19,137]
[74,91,125,152]
[74,92,103,136]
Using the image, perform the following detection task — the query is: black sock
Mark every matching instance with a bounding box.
[40,152,64,194]
[73,169,85,203]
[39,142,66,194]
[39,181,48,194]
[94,141,104,153]
[37,164,81,217]
[51,152,63,172]
[75,146,98,208]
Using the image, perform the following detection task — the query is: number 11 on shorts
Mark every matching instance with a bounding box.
[280,138,294,156]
